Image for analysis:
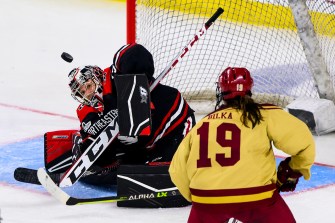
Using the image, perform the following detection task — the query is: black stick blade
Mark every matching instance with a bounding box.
[14,167,40,185]
[14,167,61,185]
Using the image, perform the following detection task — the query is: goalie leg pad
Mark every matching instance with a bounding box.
[116,165,190,208]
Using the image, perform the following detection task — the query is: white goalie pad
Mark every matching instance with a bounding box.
[286,97,335,135]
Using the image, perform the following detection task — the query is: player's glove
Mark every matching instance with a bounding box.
[118,135,138,145]
[277,157,302,192]
[71,132,83,163]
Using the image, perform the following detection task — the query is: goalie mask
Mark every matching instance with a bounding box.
[216,67,253,103]
[68,65,104,108]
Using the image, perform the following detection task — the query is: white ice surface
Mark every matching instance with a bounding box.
[0,0,334,222]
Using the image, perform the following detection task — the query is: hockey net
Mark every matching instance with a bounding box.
[127,0,335,114]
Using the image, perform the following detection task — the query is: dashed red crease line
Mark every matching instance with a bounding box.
[275,154,335,168]
[275,154,335,195]
[283,183,335,197]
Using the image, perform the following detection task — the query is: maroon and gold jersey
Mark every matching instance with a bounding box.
[169,104,315,203]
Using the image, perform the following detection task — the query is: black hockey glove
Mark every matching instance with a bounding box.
[277,157,302,192]
[71,132,83,163]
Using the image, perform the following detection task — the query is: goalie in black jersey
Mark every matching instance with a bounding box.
[45,44,195,189]
[110,43,195,164]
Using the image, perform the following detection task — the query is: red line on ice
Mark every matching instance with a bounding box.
[0,102,76,120]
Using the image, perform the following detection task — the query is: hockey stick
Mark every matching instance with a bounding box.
[37,168,181,205]
[50,7,224,188]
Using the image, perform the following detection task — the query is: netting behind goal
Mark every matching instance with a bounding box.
[127,0,335,113]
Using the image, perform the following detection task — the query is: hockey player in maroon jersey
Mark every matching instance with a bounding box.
[169,67,315,222]
[66,43,195,185]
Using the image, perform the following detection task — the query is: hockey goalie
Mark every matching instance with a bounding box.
[44,43,195,208]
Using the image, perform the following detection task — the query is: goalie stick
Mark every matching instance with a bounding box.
[55,7,224,188]
[37,168,181,205]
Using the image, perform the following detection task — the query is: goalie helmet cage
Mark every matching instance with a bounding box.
[127,0,335,114]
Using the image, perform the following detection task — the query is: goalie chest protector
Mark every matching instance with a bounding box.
[117,164,190,208]
[114,73,152,136]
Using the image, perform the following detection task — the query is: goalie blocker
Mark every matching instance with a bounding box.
[114,73,152,136]
[117,164,190,208]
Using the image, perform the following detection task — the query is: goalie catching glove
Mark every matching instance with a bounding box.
[277,157,302,192]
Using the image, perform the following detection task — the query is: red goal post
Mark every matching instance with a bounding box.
[127,0,136,44]
[126,0,335,114]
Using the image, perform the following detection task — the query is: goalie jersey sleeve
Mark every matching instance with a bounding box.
[169,104,315,203]
[142,83,194,150]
